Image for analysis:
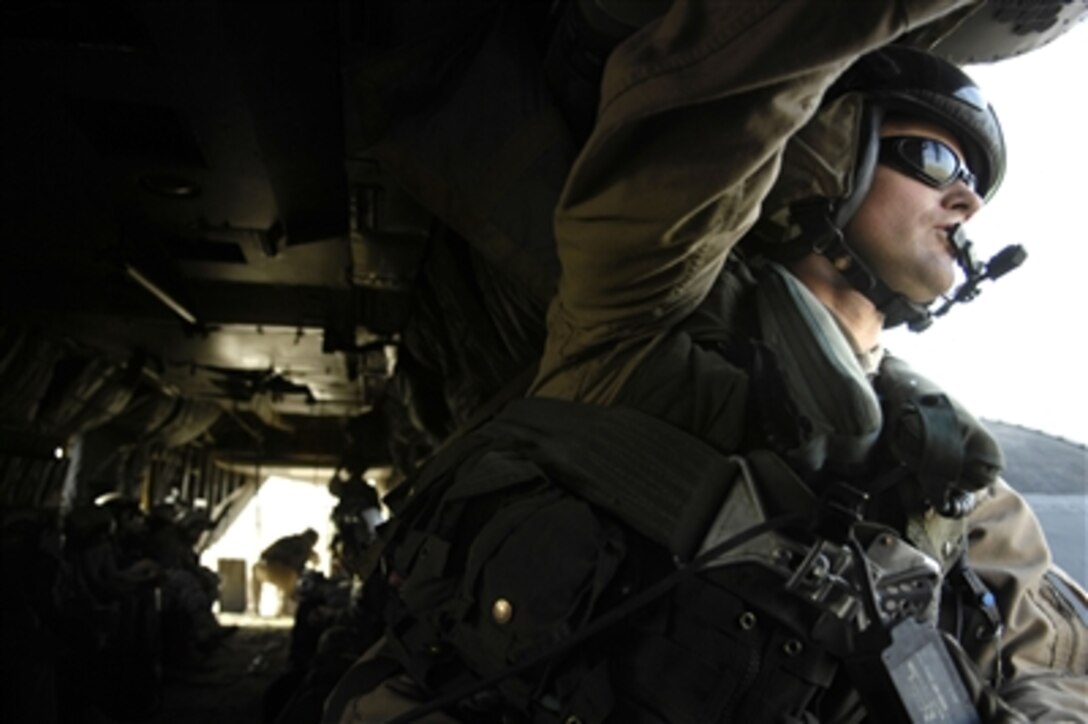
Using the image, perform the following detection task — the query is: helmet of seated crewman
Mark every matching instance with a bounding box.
[750,45,1005,330]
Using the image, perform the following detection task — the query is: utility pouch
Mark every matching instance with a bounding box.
[383,445,628,715]
[376,399,845,722]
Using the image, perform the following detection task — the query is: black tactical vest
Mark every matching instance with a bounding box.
[373,398,842,724]
[343,260,997,723]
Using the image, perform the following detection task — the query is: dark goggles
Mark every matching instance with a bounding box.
[878,136,978,194]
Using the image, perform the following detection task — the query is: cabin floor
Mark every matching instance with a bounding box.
[156,613,292,724]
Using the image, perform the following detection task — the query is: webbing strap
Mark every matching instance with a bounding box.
[367,396,804,581]
[487,397,743,560]
[360,395,746,577]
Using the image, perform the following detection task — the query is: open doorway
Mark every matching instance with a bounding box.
[200,475,336,620]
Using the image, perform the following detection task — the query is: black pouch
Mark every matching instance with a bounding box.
[384,446,627,714]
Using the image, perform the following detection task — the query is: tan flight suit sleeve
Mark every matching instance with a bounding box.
[530,0,980,403]
[967,480,1088,721]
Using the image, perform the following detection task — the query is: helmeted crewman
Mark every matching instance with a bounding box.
[329,1,1088,722]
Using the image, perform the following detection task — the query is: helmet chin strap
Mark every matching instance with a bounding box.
[785,200,935,331]
[778,202,1025,332]
[827,224,1027,332]
[787,199,1022,330]
[817,230,935,332]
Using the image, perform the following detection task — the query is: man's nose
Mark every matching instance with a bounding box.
[944,182,983,220]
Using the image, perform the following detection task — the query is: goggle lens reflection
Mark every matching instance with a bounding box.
[878,136,977,193]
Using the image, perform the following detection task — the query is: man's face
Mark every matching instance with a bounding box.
[844,118,984,304]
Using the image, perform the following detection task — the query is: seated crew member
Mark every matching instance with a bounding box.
[330,2,1087,721]
[252,528,320,617]
[526,12,1088,724]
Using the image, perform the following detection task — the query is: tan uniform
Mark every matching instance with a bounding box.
[529,0,1088,719]
[965,482,1087,719]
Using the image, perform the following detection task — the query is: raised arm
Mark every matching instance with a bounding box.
[533,0,978,401]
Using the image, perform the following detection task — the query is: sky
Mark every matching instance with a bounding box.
[884,23,1088,445]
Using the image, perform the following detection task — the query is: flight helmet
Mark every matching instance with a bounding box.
[753,45,1007,330]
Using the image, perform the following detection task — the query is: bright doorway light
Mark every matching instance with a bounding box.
[201,475,336,617]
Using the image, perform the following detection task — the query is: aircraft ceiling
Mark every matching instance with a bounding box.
[1,2,433,471]
[2,0,1083,476]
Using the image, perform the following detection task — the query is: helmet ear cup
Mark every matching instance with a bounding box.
[832,103,882,231]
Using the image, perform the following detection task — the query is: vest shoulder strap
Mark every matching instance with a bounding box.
[485,397,746,560]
